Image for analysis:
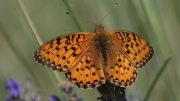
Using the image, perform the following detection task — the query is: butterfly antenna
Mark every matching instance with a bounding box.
[66,11,96,25]
[100,2,118,24]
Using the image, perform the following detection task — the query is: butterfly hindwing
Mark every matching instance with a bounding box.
[109,47,137,87]
[65,47,106,89]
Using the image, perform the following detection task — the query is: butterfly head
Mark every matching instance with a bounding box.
[95,24,109,41]
[95,24,105,32]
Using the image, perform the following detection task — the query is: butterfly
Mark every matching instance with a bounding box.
[33,24,153,89]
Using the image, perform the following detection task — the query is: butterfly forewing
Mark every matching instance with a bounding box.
[33,32,95,72]
[109,30,153,69]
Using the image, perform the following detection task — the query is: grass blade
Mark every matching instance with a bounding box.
[144,57,171,101]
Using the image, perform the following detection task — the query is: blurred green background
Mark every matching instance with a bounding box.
[0,0,180,101]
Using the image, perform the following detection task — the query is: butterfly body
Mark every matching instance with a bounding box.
[93,24,112,79]
[33,24,153,89]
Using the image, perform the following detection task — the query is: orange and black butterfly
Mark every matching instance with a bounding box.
[33,23,153,89]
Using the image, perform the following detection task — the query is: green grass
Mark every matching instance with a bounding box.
[1,0,180,101]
